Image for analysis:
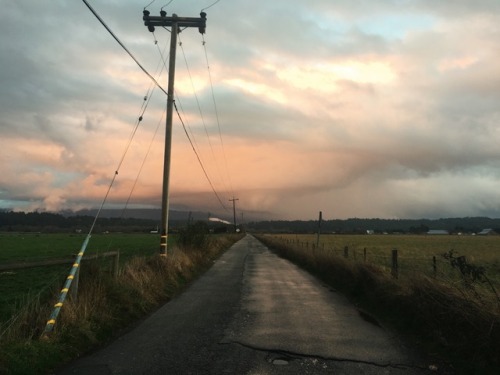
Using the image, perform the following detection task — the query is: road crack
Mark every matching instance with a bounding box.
[219,340,430,371]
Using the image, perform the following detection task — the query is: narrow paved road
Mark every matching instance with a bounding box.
[59,235,433,374]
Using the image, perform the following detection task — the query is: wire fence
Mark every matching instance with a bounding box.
[271,235,500,305]
[0,251,120,341]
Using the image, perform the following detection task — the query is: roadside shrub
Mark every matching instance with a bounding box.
[177,221,210,250]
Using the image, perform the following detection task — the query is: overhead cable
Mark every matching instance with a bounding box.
[202,34,234,196]
[179,36,230,196]
[161,0,175,11]
[121,109,166,217]
[82,0,229,212]
[81,0,169,97]
[144,0,156,10]
[201,0,221,12]
[174,101,229,211]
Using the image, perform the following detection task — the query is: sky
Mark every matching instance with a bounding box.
[1,0,500,221]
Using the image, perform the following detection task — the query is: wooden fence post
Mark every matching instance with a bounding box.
[432,256,437,277]
[391,249,399,279]
[363,247,367,262]
[344,246,349,258]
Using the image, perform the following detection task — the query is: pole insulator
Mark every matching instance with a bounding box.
[143,9,155,32]
[199,12,207,34]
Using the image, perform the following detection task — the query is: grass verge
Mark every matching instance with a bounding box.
[0,233,243,375]
[255,234,500,375]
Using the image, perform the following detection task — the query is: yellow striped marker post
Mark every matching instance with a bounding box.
[42,234,91,336]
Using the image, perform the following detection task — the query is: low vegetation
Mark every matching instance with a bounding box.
[256,234,500,375]
[0,228,243,375]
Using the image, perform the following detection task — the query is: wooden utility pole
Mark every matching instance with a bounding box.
[229,197,239,232]
[143,10,207,255]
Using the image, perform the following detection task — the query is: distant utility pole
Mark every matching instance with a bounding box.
[143,10,207,255]
[229,197,239,232]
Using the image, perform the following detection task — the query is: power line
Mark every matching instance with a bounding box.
[161,1,175,11]
[202,34,234,196]
[144,0,156,10]
[81,0,169,98]
[201,0,222,12]
[122,109,166,216]
[179,35,230,198]
[174,101,229,211]
[84,1,230,222]
[151,27,229,212]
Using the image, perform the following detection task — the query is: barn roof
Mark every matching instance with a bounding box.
[427,229,449,235]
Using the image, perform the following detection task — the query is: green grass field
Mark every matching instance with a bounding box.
[0,232,170,263]
[0,232,175,323]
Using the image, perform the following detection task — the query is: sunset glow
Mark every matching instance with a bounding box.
[1,1,500,220]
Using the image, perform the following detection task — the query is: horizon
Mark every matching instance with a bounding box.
[3,207,500,224]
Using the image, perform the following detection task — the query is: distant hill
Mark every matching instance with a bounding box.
[60,208,214,222]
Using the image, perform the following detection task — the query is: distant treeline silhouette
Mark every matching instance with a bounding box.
[246,217,500,234]
[2,210,500,234]
[0,210,158,233]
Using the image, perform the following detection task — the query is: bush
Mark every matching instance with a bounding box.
[177,221,210,250]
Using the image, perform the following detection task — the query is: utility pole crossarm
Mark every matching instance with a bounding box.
[143,11,207,33]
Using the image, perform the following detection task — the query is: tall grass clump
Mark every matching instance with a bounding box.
[0,233,243,375]
[255,235,500,375]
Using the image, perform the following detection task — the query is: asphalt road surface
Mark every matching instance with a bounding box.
[59,235,435,374]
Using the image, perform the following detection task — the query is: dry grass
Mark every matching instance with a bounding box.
[0,234,243,375]
[256,234,500,375]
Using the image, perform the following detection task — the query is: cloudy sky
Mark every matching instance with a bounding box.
[1,0,500,221]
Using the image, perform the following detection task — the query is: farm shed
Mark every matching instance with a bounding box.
[477,228,498,235]
[426,229,449,235]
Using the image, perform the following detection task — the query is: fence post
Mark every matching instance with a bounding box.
[344,246,349,258]
[391,249,398,279]
[432,256,437,277]
[363,247,367,262]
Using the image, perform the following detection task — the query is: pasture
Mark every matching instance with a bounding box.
[272,233,500,291]
[0,232,171,323]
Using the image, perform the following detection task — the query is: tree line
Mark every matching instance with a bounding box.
[0,211,158,233]
[2,210,500,234]
[246,217,500,234]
